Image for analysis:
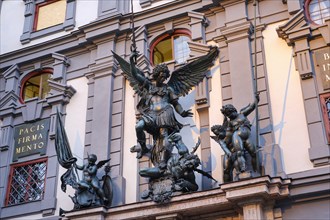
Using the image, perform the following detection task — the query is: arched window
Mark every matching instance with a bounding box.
[305,0,330,25]
[150,29,191,65]
[20,68,53,103]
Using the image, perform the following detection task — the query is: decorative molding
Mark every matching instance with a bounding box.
[20,0,76,44]
[46,80,76,106]
[318,18,330,45]
[63,176,291,220]
[3,65,20,94]
[188,11,209,42]
[277,10,310,46]
[0,125,13,151]
[277,9,330,166]
[98,0,130,19]
[220,21,253,43]
[52,53,70,82]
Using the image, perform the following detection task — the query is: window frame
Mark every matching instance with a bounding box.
[150,29,191,65]
[19,68,53,104]
[20,0,76,44]
[5,158,48,207]
[320,93,330,143]
[33,0,66,32]
[304,0,330,25]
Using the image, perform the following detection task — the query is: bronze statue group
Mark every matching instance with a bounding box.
[56,45,261,209]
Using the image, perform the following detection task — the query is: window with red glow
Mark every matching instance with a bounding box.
[20,69,52,103]
[6,159,47,206]
[151,30,191,65]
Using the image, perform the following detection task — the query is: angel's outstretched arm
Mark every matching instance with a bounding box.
[169,88,193,117]
[130,51,148,87]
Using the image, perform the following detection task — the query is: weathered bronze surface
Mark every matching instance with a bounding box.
[55,110,113,210]
[113,47,218,203]
[211,95,260,183]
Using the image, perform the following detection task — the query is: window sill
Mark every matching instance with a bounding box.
[0,198,56,219]
[20,21,74,45]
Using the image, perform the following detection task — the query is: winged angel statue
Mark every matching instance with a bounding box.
[113,46,218,202]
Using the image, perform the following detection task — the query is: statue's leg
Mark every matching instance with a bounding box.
[135,119,148,158]
[245,137,257,171]
[158,128,170,169]
[232,131,246,173]
[92,179,107,203]
[223,155,232,182]
[176,137,189,155]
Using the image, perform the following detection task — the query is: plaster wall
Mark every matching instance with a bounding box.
[208,54,223,183]
[263,22,313,174]
[177,92,202,187]
[0,0,98,55]
[54,77,89,213]
[123,81,138,203]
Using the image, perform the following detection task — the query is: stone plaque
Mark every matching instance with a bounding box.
[13,118,50,161]
[315,48,330,90]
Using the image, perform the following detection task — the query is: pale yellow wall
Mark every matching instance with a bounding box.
[123,81,138,203]
[55,77,89,213]
[207,51,223,184]
[263,22,313,174]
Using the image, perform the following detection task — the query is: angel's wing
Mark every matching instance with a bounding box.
[96,159,110,169]
[112,51,146,95]
[167,46,219,97]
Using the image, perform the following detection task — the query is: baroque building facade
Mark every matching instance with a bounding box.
[0,0,329,219]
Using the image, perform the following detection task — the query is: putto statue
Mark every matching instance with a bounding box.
[54,110,113,211]
[211,94,260,183]
[113,46,218,203]
[71,154,110,208]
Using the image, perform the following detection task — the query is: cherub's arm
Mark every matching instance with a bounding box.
[242,93,260,116]
[130,51,149,88]
[219,139,231,157]
[75,163,84,170]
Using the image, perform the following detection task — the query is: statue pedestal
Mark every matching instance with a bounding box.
[221,176,291,220]
[61,207,107,220]
[62,176,290,220]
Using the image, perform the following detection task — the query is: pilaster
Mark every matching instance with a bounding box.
[277,10,330,166]
[85,40,126,206]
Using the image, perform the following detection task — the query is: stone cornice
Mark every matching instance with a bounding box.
[221,176,291,203]
[220,21,253,43]
[276,9,311,46]
[0,0,221,70]
[62,176,291,220]
[46,80,76,106]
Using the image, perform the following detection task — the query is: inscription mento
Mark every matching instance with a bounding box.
[13,118,50,161]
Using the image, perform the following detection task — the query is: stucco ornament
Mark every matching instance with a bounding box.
[113,47,218,203]
[211,94,260,183]
[54,110,113,211]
